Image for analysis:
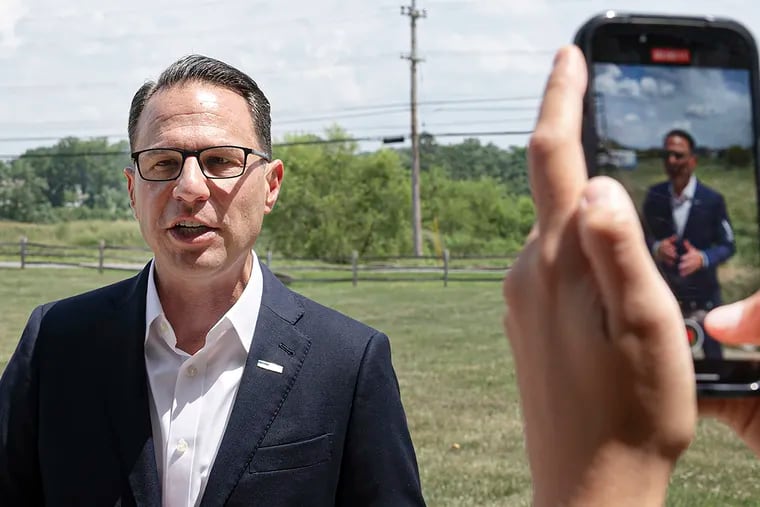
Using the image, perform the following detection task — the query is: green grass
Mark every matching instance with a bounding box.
[0,219,146,247]
[2,269,760,504]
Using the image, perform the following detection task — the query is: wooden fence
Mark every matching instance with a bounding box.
[0,237,513,286]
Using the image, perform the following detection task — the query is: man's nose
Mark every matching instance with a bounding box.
[173,156,211,202]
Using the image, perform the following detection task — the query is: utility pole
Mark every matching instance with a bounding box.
[401,0,426,257]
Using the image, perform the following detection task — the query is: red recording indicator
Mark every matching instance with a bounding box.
[651,47,691,64]
[686,325,698,346]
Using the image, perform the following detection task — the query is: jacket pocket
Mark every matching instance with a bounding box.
[248,433,333,473]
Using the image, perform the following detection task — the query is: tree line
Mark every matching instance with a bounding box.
[0,130,534,258]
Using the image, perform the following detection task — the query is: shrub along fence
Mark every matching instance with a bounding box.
[0,237,512,286]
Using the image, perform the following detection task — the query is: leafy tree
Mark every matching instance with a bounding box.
[1,131,536,258]
[20,137,130,210]
[0,158,53,222]
[422,167,534,255]
[396,134,529,193]
[264,130,411,261]
[724,145,752,168]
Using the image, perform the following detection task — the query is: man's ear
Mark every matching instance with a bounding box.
[264,159,284,214]
[124,167,138,218]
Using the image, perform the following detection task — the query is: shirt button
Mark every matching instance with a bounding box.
[187,365,198,377]
[176,439,189,454]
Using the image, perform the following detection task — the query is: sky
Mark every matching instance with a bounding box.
[595,64,753,150]
[1,0,759,158]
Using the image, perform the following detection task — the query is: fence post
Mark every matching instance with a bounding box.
[267,250,272,267]
[443,249,449,287]
[352,250,358,287]
[98,240,106,273]
[20,236,27,269]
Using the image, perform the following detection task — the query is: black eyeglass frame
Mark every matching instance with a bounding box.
[130,145,272,181]
[661,149,692,161]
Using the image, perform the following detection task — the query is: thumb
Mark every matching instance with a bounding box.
[704,291,760,345]
[683,239,693,250]
[578,176,682,339]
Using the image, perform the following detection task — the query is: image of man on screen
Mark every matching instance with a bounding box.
[642,129,736,359]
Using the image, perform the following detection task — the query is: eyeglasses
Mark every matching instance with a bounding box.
[131,145,271,181]
[662,150,690,161]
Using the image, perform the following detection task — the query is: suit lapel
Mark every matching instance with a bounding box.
[103,265,162,507]
[200,264,311,506]
[660,184,677,235]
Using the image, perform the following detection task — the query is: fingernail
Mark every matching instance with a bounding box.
[582,178,619,209]
[553,49,565,68]
[707,302,745,330]
[553,47,570,71]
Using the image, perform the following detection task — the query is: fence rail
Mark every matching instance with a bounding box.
[0,238,514,286]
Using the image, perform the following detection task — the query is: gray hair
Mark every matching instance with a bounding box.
[127,54,272,156]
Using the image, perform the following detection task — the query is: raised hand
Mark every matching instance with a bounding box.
[701,293,760,454]
[656,235,678,267]
[503,45,696,507]
[679,239,704,277]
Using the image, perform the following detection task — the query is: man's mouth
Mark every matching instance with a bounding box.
[170,221,215,239]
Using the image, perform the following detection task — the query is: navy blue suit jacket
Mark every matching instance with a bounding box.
[0,263,425,506]
[642,180,735,306]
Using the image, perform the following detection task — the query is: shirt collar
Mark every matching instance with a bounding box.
[226,252,262,354]
[144,252,263,354]
[669,175,697,201]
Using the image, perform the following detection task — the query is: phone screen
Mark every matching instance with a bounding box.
[581,18,760,392]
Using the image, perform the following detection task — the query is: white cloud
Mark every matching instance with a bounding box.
[670,119,693,132]
[640,77,658,95]
[0,0,27,52]
[2,0,760,156]
[471,0,550,16]
[685,103,721,118]
[595,72,641,97]
[660,81,676,96]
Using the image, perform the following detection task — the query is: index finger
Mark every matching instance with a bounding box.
[704,291,760,345]
[528,45,589,234]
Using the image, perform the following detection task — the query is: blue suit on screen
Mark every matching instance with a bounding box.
[642,179,736,359]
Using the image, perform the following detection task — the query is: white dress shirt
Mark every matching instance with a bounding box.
[144,253,263,507]
[669,175,710,267]
[670,174,697,238]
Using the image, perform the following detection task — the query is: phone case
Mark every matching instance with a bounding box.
[574,13,760,396]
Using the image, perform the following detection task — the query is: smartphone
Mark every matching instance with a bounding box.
[575,12,760,396]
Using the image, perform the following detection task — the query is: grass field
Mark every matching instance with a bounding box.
[3,268,760,505]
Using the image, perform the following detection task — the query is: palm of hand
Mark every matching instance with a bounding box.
[504,198,696,505]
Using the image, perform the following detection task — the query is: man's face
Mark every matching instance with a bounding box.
[125,83,283,282]
[663,135,696,186]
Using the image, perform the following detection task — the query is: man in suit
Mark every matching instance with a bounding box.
[642,129,736,359]
[0,55,425,506]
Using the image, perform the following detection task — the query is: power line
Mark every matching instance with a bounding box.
[0,129,534,160]
[0,55,399,91]
[426,49,555,56]
[22,5,402,43]
[429,105,539,112]
[0,135,126,143]
[246,95,541,118]
[433,129,533,138]
[276,107,410,124]
[421,118,535,127]
[0,96,542,143]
